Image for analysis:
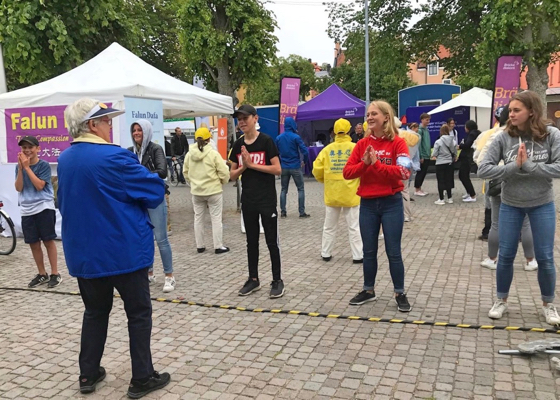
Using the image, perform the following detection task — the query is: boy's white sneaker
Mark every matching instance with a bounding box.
[480,258,497,270]
[524,260,538,271]
[488,300,508,319]
[434,199,445,205]
[543,304,560,325]
[463,196,477,203]
[163,277,176,293]
[446,198,453,204]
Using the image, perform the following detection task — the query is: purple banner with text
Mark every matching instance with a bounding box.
[279,77,301,133]
[5,104,112,163]
[491,55,522,125]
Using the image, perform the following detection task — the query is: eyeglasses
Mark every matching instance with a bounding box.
[100,118,112,126]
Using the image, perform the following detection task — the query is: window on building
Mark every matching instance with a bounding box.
[428,62,439,76]
[442,79,452,84]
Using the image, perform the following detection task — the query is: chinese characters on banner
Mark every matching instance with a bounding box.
[279,77,301,133]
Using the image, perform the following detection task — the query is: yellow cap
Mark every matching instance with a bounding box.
[195,127,211,140]
[334,118,351,134]
[363,122,368,132]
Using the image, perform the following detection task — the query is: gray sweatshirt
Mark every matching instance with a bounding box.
[477,126,560,207]
[432,135,456,165]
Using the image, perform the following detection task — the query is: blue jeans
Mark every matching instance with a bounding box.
[280,168,306,216]
[497,201,556,303]
[360,193,405,293]
[147,200,173,274]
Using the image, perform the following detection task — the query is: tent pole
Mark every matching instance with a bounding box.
[475,107,478,123]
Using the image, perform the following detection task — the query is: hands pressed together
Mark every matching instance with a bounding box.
[517,142,528,168]
[362,145,378,165]
[18,152,30,169]
[240,145,253,169]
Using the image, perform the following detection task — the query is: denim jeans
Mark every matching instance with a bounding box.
[280,168,306,216]
[497,201,556,303]
[360,193,405,293]
[147,200,173,274]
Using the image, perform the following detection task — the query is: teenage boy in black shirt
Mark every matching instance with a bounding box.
[229,104,284,298]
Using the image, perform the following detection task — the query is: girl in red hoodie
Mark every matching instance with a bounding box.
[343,101,412,312]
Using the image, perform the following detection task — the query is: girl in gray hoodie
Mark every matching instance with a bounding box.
[431,125,457,205]
[478,90,560,326]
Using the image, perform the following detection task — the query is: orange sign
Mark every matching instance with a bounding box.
[217,118,228,160]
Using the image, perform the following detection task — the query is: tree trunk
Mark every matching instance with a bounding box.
[216,63,236,147]
[525,60,549,117]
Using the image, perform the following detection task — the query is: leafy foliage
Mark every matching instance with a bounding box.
[0,0,141,90]
[244,55,317,105]
[177,0,278,98]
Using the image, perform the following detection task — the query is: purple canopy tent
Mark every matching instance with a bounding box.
[295,84,365,145]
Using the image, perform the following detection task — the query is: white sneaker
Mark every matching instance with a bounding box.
[414,191,428,196]
[163,276,176,293]
[524,260,538,271]
[543,304,560,325]
[379,233,384,239]
[462,193,469,199]
[481,258,497,270]
[463,196,477,203]
[446,198,453,204]
[488,300,508,319]
[148,275,156,285]
[404,217,411,222]
[434,199,445,205]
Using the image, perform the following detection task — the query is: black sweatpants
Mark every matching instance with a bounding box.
[414,158,430,189]
[458,158,475,197]
[77,268,154,380]
[241,202,281,281]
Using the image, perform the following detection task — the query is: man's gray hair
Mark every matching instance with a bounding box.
[65,98,101,138]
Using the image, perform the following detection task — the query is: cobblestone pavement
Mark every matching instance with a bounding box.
[2,174,560,399]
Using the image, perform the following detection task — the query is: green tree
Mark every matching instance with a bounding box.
[244,55,317,105]
[0,0,141,90]
[178,0,278,102]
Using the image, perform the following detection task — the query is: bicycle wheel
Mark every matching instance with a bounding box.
[171,164,180,187]
[0,211,16,255]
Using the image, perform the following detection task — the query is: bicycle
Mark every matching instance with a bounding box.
[0,200,17,255]
[169,156,188,187]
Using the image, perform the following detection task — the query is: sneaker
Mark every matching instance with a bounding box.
[269,280,285,298]
[446,198,453,204]
[79,367,106,394]
[47,274,62,289]
[238,279,260,296]
[463,196,477,203]
[353,259,363,264]
[395,293,411,312]
[404,217,411,222]
[215,246,230,254]
[299,213,311,218]
[478,234,488,241]
[322,256,332,262]
[379,233,384,239]
[434,199,445,205]
[543,304,560,325]
[163,277,176,293]
[480,258,497,270]
[127,371,171,399]
[197,247,206,253]
[488,300,508,319]
[414,191,428,196]
[280,212,287,218]
[524,260,538,271]
[349,290,377,305]
[148,275,156,285]
[28,274,49,288]
[462,193,469,199]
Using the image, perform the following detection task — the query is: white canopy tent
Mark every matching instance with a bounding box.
[0,42,233,118]
[0,42,233,237]
[428,87,493,131]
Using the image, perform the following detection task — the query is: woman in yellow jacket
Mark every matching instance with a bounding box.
[313,118,363,263]
[184,127,231,254]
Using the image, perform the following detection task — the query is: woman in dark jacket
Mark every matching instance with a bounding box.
[458,120,480,202]
[129,119,175,293]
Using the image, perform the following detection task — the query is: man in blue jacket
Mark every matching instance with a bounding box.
[275,117,310,218]
[57,99,170,398]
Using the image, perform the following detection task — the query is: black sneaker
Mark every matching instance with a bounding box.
[238,279,260,296]
[478,234,488,241]
[28,274,49,288]
[280,212,287,218]
[269,280,285,298]
[47,274,62,289]
[299,213,310,218]
[353,259,363,264]
[395,293,411,312]
[127,371,170,399]
[215,247,230,254]
[349,290,377,305]
[79,366,106,394]
[322,256,332,262]
[197,247,206,253]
